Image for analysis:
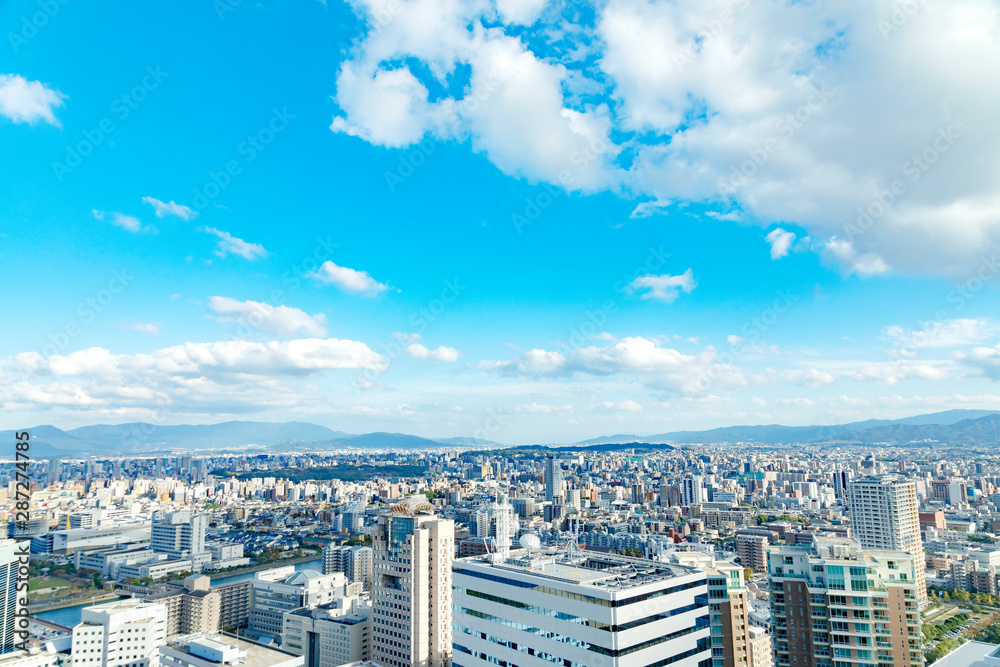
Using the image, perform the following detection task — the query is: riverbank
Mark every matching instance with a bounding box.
[28,592,120,614]
[208,553,320,581]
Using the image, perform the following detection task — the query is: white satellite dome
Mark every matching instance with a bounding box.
[519,534,541,550]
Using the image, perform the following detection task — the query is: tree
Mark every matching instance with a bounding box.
[744,568,754,581]
[953,589,970,603]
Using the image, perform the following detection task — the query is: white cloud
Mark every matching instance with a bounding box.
[484,336,744,394]
[94,209,146,233]
[589,399,643,412]
[331,0,1000,278]
[407,343,461,362]
[204,227,268,260]
[142,197,196,220]
[309,260,389,295]
[765,228,796,260]
[122,322,161,336]
[0,74,65,126]
[208,296,328,337]
[627,269,696,302]
[394,332,422,342]
[884,318,998,353]
[496,0,547,25]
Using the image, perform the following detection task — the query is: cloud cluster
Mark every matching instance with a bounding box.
[309,260,389,295]
[331,0,1000,277]
[0,74,64,126]
[208,297,328,338]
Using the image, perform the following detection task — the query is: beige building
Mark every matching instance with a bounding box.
[737,533,771,573]
[706,563,752,667]
[371,497,453,667]
[143,575,221,637]
[748,626,772,667]
[847,476,927,603]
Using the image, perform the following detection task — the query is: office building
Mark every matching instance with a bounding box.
[151,512,208,563]
[370,497,453,667]
[543,456,564,503]
[768,536,923,667]
[282,596,372,667]
[72,599,167,667]
[248,567,347,644]
[0,541,22,655]
[683,475,705,506]
[453,547,711,667]
[847,476,927,602]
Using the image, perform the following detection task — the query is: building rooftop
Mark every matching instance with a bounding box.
[163,633,303,667]
[931,641,1000,667]
[457,547,701,591]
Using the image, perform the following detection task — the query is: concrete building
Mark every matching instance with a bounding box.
[159,634,303,667]
[75,546,158,579]
[737,533,770,573]
[143,576,221,637]
[151,513,208,568]
[543,456,564,503]
[453,547,711,667]
[31,523,151,555]
[370,498,453,667]
[768,536,923,667]
[214,580,252,632]
[248,567,347,644]
[706,563,751,667]
[282,596,372,667]
[683,475,705,506]
[0,541,24,655]
[72,599,167,667]
[847,476,927,602]
[321,545,373,590]
[748,626,772,667]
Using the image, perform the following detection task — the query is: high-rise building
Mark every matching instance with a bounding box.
[0,540,23,655]
[143,575,221,637]
[544,456,564,503]
[832,470,852,507]
[453,547,711,667]
[706,563,752,667]
[768,536,923,667]
[322,544,373,590]
[72,599,167,667]
[151,512,208,562]
[683,475,704,506]
[737,533,771,573]
[370,497,453,667]
[847,476,927,602]
[748,626,773,667]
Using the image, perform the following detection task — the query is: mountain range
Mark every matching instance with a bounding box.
[3,408,999,456]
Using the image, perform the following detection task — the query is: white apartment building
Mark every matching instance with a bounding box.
[370,498,453,667]
[151,512,207,562]
[322,544,373,590]
[847,476,927,602]
[452,548,711,667]
[71,599,167,667]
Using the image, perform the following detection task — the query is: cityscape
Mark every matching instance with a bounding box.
[5,1,1000,667]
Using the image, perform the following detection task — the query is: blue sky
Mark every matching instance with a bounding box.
[3,0,1000,443]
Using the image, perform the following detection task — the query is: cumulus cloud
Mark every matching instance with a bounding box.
[407,343,461,362]
[627,269,696,302]
[142,197,196,220]
[331,0,1000,277]
[208,296,328,338]
[482,336,744,394]
[204,227,268,260]
[309,260,389,295]
[765,228,796,260]
[884,318,998,355]
[0,74,65,126]
[94,209,148,234]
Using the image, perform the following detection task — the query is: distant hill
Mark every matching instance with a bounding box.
[575,409,1000,446]
[433,436,503,446]
[835,413,1000,445]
